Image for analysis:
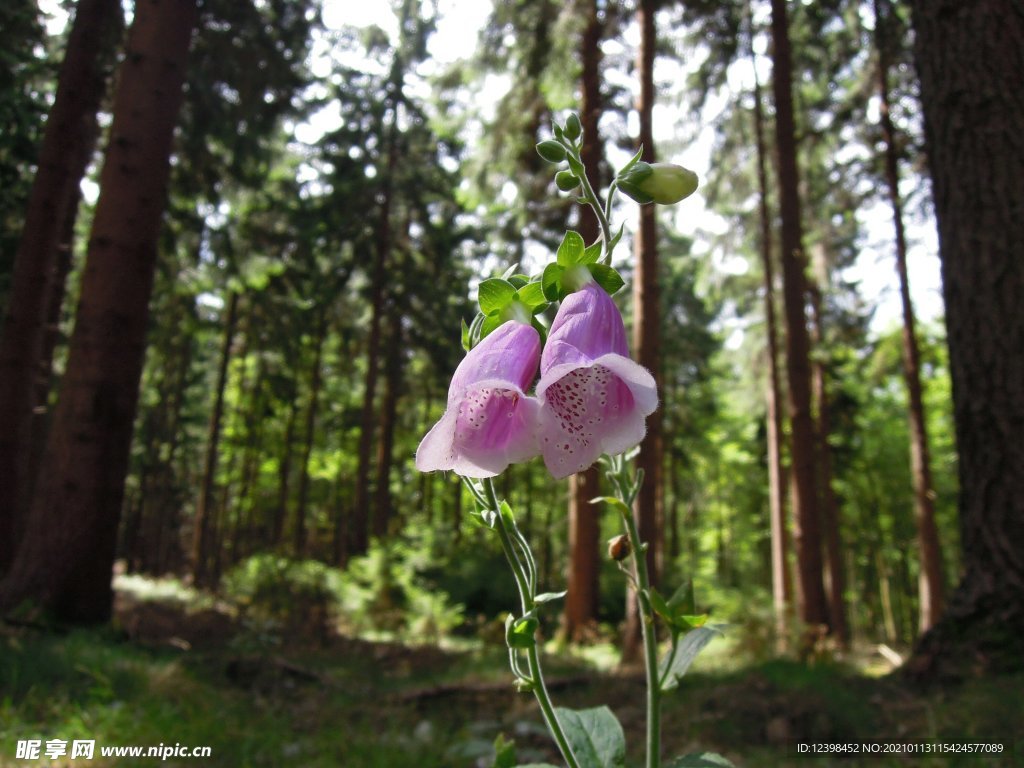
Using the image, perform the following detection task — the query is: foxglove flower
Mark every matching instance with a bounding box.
[537,282,657,479]
[416,320,542,478]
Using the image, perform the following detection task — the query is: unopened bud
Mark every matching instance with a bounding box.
[607,534,631,562]
[536,140,567,163]
[564,113,582,141]
[618,161,698,205]
[555,170,580,191]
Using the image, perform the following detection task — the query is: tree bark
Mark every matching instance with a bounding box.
[906,0,1024,679]
[0,0,198,622]
[624,0,663,663]
[747,3,793,648]
[768,0,829,638]
[0,0,122,574]
[192,291,239,586]
[563,0,604,644]
[873,0,946,635]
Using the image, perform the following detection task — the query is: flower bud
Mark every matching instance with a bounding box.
[555,170,581,192]
[618,161,699,205]
[607,534,631,562]
[537,140,567,163]
[564,113,582,141]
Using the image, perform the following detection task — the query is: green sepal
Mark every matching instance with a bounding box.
[582,241,602,264]
[618,146,645,176]
[507,273,531,289]
[516,281,548,309]
[536,140,567,163]
[499,499,516,526]
[478,278,517,315]
[505,614,539,649]
[481,312,503,339]
[556,231,586,266]
[542,263,564,302]
[607,223,625,255]
[587,263,624,295]
[461,317,471,352]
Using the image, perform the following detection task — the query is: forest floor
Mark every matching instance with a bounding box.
[1,581,1021,768]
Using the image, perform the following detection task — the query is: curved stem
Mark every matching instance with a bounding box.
[618,469,661,768]
[572,150,614,261]
[484,479,580,768]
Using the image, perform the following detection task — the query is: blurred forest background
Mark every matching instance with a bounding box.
[1,0,1021,766]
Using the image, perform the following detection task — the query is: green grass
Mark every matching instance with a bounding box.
[2,607,1021,767]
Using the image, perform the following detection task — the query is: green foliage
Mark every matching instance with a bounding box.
[222,554,342,639]
[553,706,627,768]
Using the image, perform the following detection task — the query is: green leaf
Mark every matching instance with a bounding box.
[589,495,631,517]
[506,615,538,649]
[566,153,585,178]
[553,706,626,768]
[479,278,517,315]
[508,273,530,289]
[556,231,586,267]
[480,312,504,339]
[659,626,721,691]
[493,734,517,768]
[648,588,673,623]
[582,241,602,264]
[534,591,567,605]
[461,318,471,352]
[665,753,735,767]
[667,580,696,615]
[608,223,625,254]
[541,263,564,302]
[587,264,625,295]
[516,281,548,309]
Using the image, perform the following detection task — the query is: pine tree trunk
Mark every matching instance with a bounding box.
[808,273,849,647]
[192,291,238,586]
[294,311,327,557]
[768,0,829,638]
[0,0,197,622]
[873,0,946,635]
[563,0,604,644]
[372,310,404,540]
[624,0,663,663]
[747,6,793,646]
[0,0,122,573]
[273,398,299,547]
[906,0,1024,678]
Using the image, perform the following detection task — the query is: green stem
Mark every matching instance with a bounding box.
[572,147,615,261]
[484,479,580,768]
[617,465,661,768]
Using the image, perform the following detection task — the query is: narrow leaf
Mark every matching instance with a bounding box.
[618,146,644,176]
[534,590,567,605]
[541,263,564,302]
[582,241,603,264]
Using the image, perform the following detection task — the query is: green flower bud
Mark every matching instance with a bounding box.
[618,161,699,205]
[554,170,580,191]
[536,140,567,163]
[564,112,582,141]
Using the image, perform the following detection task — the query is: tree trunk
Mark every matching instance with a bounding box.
[768,0,829,638]
[873,0,946,635]
[294,310,328,558]
[563,0,604,644]
[192,291,239,586]
[272,398,299,547]
[0,0,197,622]
[372,310,404,540]
[0,0,122,574]
[906,0,1024,679]
[624,0,663,663]
[747,3,793,648]
[808,271,849,647]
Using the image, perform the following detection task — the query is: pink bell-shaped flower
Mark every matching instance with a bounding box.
[536,282,657,478]
[416,320,542,478]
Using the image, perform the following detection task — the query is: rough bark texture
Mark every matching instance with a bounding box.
[0,0,197,622]
[748,4,792,647]
[906,0,1024,679]
[624,0,663,663]
[874,0,946,634]
[769,0,829,634]
[562,0,604,644]
[0,0,122,574]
